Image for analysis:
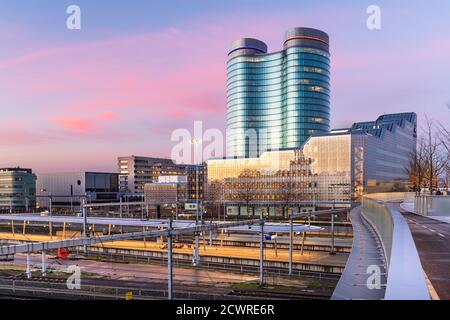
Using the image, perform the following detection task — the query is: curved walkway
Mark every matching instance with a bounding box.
[332,206,386,300]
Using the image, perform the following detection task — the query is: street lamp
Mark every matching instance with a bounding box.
[41,188,52,217]
[190,138,203,267]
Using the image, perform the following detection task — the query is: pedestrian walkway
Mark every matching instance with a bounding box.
[332,207,386,300]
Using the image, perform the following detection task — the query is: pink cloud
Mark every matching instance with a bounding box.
[52,117,94,133]
[50,112,121,134]
[2,8,449,172]
[0,119,62,147]
[97,112,120,121]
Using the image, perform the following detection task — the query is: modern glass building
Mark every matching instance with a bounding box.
[301,112,417,199]
[0,168,36,211]
[208,113,417,216]
[227,27,331,158]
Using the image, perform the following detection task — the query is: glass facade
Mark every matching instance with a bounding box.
[0,168,36,210]
[144,183,187,204]
[302,112,418,201]
[207,112,417,215]
[302,134,353,202]
[207,149,317,217]
[356,113,417,194]
[227,28,331,158]
[118,156,205,200]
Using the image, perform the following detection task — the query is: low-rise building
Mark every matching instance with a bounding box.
[144,176,188,204]
[36,172,119,209]
[118,155,205,200]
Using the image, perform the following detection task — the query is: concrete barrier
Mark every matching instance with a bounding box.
[413,195,450,217]
[362,193,430,300]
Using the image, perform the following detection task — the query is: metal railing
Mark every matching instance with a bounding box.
[361,197,393,266]
[413,195,450,217]
[361,193,430,300]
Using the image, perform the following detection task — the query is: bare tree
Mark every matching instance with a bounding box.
[423,117,447,194]
[438,102,450,155]
[206,180,224,218]
[405,137,426,194]
[443,164,450,192]
[236,169,258,216]
[434,103,450,192]
[441,103,450,191]
[278,172,296,217]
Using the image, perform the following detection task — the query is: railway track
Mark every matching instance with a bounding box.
[229,289,330,300]
[0,275,333,300]
[80,251,342,281]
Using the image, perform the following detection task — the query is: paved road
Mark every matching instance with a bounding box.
[400,208,450,300]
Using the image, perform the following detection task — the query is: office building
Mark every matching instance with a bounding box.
[36,172,119,208]
[118,156,186,193]
[208,113,417,216]
[0,168,36,211]
[207,149,316,216]
[303,112,417,198]
[118,156,205,200]
[144,176,188,204]
[227,27,331,158]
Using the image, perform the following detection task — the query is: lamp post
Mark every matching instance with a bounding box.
[40,188,52,216]
[49,191,52,217]
[259,209,265,287]
[167,217,173,300]
[289,216,293,275]
[190,138,202,267]
[40,188,52,238]
[175,189,178,221]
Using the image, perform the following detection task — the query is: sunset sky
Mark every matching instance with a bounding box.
[1,0,449,173]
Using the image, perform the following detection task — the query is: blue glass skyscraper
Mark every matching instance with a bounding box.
[226,27,331,158]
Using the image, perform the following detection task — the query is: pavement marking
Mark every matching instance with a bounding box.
[404,214,448,239]
[424,271,441,300]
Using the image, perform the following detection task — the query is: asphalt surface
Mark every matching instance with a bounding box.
[399,208,450,300]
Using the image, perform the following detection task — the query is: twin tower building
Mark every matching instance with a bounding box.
[226,27,331,158]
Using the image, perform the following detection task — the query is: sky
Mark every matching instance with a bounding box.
[0,0,449,173]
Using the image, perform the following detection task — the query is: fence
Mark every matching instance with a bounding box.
[414,195,450,217]
[0,277,255,300]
